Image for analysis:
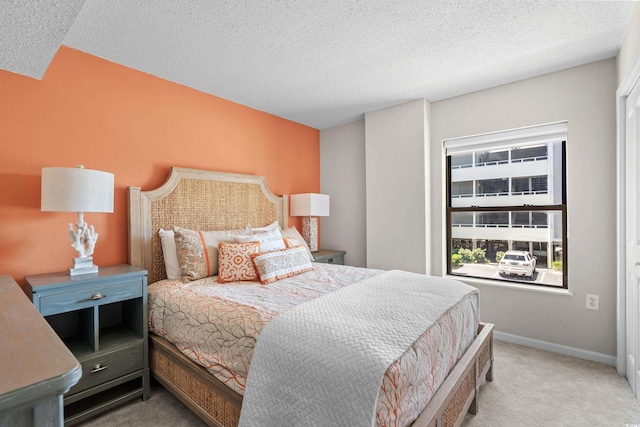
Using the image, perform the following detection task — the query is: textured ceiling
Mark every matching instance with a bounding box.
[0,0,85,79]
[2,1,637,129]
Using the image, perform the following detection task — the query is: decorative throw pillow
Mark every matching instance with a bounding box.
[159,229,181,280]
[173,226,250,281]
[249,222,313,262]
[218,241,261,283]
[283,237,303,248]
[252,246,313,285]
[233,227,286,253]
[281,226,314,261]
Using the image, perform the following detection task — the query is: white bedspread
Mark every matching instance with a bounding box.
[238,270,478,427]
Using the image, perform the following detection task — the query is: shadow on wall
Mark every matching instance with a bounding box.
[0,172,128,292]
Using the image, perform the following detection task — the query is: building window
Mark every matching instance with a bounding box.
[445,122,567,288]
[451,181,474,198]
[512,175,547,195]
[477,179,509,197]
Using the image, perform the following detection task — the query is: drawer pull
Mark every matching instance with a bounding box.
[90,293,107,301]
[90,364,109,374]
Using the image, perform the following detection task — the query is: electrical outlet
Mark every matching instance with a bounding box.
[586,294,599,310]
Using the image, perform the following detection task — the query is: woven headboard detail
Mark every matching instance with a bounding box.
[129,168,288,284]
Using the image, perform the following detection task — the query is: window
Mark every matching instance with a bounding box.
[477,179,509,197]
[451,154,473,169]
[445,122,567,288]
[512,176,547,195]
[511,144,547,162]
[477,212,509,227]
[476,150,509,166]
[451,181,473,198]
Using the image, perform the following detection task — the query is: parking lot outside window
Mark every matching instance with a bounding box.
[444,122,568,288]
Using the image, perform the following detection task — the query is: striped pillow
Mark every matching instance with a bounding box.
[251,246,313,285]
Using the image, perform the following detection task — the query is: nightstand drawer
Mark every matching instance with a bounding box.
[320,255,343,264]
[312,250,346,265]
[39,279,143,316]
[69,343,144,395]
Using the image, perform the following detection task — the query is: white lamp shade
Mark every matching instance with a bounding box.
[41,167,114,213]
[290,193,330,217]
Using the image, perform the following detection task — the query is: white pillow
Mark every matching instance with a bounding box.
[233,228,286,253]
[159,229,181,280]
[250,220,280,233]
[249,222,314,262]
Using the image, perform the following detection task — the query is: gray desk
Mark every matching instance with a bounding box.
[0,275,81,427]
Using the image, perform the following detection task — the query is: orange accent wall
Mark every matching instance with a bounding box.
[0,46,319,290]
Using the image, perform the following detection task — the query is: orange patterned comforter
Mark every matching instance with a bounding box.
[148,263,478,426]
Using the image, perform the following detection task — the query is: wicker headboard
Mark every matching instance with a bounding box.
[128,167,288,284]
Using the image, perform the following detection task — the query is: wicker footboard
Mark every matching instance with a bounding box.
[148,323,493,427]
[413,322,494,427]
[149,335,242,427]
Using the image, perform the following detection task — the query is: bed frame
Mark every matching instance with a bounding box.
[128,167,494,427]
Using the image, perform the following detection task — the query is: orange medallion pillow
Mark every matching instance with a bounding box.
[218,241,261,283]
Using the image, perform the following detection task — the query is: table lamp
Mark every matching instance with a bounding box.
[290,193,329,251]
[41,165,114,275]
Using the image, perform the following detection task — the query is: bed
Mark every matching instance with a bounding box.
[128,167,494,427]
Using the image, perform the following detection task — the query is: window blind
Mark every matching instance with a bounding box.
[444,121,568,155]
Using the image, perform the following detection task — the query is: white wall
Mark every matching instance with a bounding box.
[364,99,431,274]
[319,120,367,268]
[432,59,617,356]
[320,58,617,359]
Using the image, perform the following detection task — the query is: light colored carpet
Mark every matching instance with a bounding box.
[76,381,207,427]
[79,340,640,427]
[463,340,640,427]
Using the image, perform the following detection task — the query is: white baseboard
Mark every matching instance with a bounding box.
[494,331,617,367]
